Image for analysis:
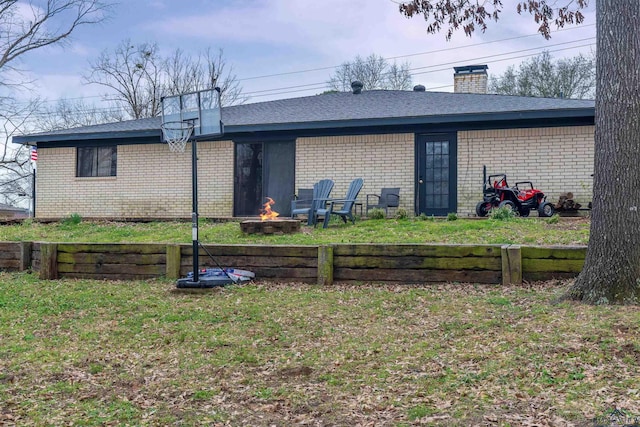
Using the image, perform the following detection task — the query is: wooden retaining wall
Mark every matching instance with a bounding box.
[56,243,167,280]
[0,241,588,285]
[0,242,31,272]
[333,244,503,284]
[522,246,586,282]
[177,245,319,282]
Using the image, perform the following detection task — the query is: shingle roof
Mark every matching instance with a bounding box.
[13,90,595,144]
[223,90,594,125]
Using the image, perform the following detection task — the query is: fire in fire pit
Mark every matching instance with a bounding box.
[260,197,279,221]
[241,197,301,235]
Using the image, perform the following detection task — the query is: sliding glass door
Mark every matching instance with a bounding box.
[234,141,295,216]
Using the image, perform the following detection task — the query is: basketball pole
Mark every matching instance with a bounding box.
[190,117,200,284]
[188,87,221,287]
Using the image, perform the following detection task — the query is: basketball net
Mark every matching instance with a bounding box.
[161,121,194,153]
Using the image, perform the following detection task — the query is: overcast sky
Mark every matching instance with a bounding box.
[14,0,596,107]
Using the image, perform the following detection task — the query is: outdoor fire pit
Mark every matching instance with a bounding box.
[240,219,301,235]
[240,197,301,235]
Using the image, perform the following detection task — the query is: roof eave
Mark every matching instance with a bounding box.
[11,107,594,144]
[226,108,595,133]
[12,128,162,145]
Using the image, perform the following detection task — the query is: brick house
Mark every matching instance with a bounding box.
[13,65,595,220]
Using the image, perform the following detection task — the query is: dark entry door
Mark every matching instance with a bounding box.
[234,141,295,216]
[416,133,457,216]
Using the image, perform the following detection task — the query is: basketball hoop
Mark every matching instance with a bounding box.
[161,88,226,288]
[161,121,194,153]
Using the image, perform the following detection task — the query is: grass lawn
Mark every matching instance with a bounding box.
[0,216,590,245]
[0,272,638,426]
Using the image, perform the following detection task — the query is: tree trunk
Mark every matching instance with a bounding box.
[567,0,640,304]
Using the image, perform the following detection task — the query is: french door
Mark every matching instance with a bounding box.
[416,133,457,216]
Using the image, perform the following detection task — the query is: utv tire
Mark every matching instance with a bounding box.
[538,201,555,217]
[475,202,490,217]
[498,200,518,215]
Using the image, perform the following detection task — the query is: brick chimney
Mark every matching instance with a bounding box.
[453,65,488,94]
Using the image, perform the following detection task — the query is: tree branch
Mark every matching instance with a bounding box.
[399,0,588,39]
[0,0,111,72]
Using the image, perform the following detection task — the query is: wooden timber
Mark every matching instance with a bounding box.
[55,243,166,279]
[56,243,166,254]
[166,244,181,279]
[521,245,585,281]
[333,244,502,257]
[39,243,58,280]
[0,240,590,285]
[501,245,522,286]
[0,242,21,271]
[334,268,501,284]
[318,245,333,286]
[240,219,301,234]
[181,244,317,257]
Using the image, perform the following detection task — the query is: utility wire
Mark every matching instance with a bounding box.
[10,23,595,108]
[244,41,595,98]
[408,37,593,73]
[5,39,595,119]
[4,35,596,119]
[238,23,595,81]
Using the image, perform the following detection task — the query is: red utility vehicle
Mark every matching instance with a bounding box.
[475,167,555,218]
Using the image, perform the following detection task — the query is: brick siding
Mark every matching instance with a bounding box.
[36,141,234,219]
[457,126,595,216]
[35,126,593,219]
[296,134,414,215]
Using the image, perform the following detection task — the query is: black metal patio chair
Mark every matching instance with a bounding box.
[366,187,400,217]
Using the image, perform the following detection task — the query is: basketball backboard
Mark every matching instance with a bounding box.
[161,88,222,140]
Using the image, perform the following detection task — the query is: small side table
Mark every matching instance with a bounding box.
[354,202,363,216]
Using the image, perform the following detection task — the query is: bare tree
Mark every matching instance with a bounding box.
[328,54,412,91]
[86,41,246,120]
[85,40,163,119]
[385,61,413,91]
[1,99,40,208]
[400,0,640,305]
[489,51,595,99]
[35,98,126,131]
[0,0,110,79]
[0,0,112,208]
[164,48,246,106]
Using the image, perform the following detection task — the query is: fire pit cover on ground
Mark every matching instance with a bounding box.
[241,219,301,235]
[177,268,254,288]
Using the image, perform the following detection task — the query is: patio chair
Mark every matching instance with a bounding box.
[315,178,364,228]
[290,188,313,217]
[366,187,400,217]
[291,179,334,225]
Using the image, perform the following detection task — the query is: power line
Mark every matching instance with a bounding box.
[408,37,593,73]
[4,36,596,119]
[11,22,595,109]
[246,81,330,95]
[6,40,596,118]
[238,23,595,81]
[238,40,596,98]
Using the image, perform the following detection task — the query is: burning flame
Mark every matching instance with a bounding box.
[260,197,280,221]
